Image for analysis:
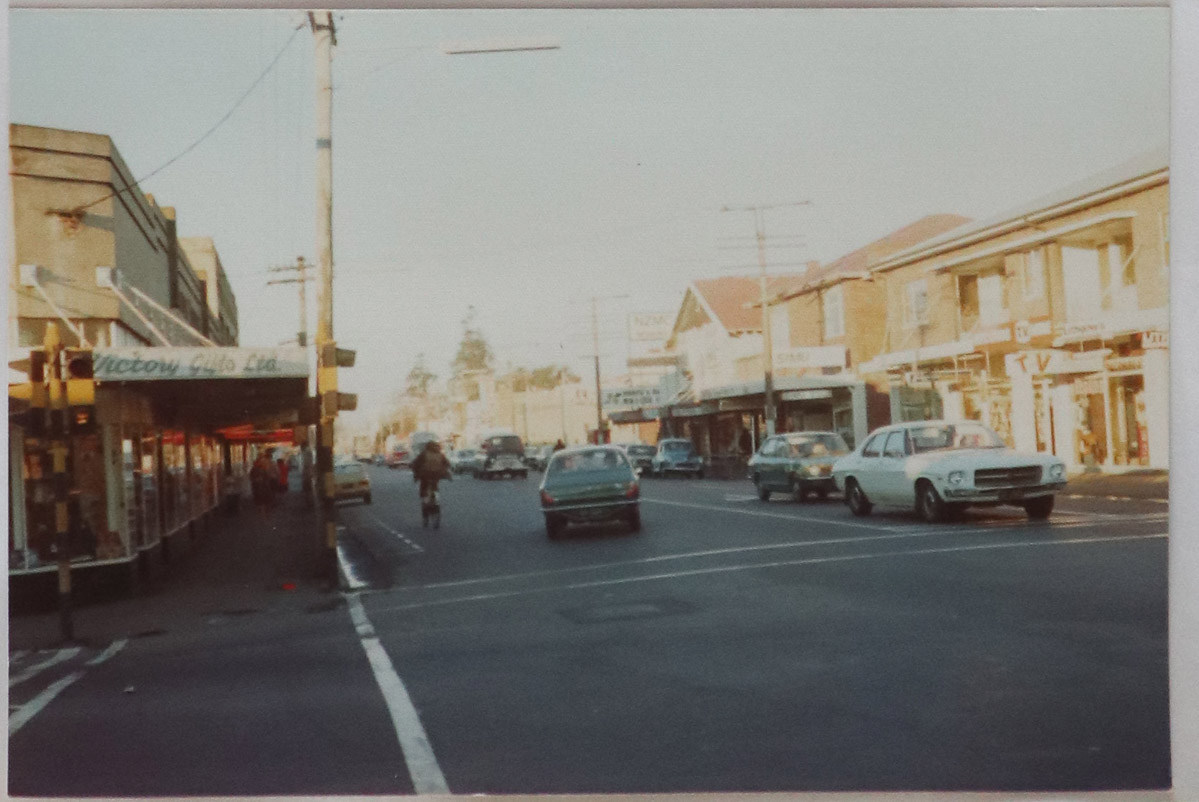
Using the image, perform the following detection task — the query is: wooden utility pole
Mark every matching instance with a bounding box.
[310,10,339,584]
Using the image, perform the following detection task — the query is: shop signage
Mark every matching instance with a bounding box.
[628,312,675,342]
[1105,356,1143,372]
[1014,319,1053,344]
[1055,308,1168,345]
[1143,330,1169,349]
[779,389,833,401]
[1005,349,1109,377]
[718,397,765,411]
[970,325,1012,347]
[93,347,309,382]
[774,346,846,370]
[602,385,665,410]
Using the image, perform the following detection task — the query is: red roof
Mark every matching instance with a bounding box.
[779,214,971,299]
[691,274,804,333]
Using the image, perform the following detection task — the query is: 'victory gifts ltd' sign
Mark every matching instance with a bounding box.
[93,347,309,381]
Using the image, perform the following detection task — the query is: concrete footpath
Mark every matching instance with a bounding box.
[8,486,339,653]
[1062,469,1169,501]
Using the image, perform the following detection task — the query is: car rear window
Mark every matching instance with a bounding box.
[661,441,691,452]
[485,435,523,454]
[548,449,629,474]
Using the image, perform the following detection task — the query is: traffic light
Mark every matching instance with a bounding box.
[63,348,96,435]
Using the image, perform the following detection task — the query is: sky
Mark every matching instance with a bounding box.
[7,7,1171,429]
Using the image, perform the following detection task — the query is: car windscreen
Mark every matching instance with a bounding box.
[627,445,655,457]
[547,449,629,475]
[485,435,523,454]
[908,422,1005,453]
[334,462,364,476]
[660,441,691,452]
[784,433,850,457]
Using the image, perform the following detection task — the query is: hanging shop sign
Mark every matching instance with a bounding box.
[1005,349,1109,378]
[93,347,309,382]
[773,345,846,371]
[1013,319,1053,344]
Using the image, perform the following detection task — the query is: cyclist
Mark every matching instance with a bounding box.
[411,440,452,528]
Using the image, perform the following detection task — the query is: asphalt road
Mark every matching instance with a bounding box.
[8,464,1170,796]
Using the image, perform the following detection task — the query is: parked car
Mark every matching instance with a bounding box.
[831,420,1067,523]
[523,444,554,471]
[748,431,850,502]
[621,443,656,474]
[477,432,528,479]
[333,459,372,504]
[539,445,641,539]
[450,448,483,475]
[651,438,704,478]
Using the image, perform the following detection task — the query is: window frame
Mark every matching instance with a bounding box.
[904,279,930,328]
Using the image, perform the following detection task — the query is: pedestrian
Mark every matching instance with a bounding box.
[276,456,289,494]
[250,451,276,518]
[553,439,566,452]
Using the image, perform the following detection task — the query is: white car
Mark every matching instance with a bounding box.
[831,420,1066,523]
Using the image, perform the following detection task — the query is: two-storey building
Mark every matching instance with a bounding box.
[862,148,1169,470]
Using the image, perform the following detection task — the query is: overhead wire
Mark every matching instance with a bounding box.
[71,21,307,215]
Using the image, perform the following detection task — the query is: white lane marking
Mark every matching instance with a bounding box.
[9,639,126,736]
[9,671,85,736]
[9,647,80,689]
[336,539,370,591]
[366,511,425,553]
[347,594,449,795]
[86,638,128,666]
[367,532,1167,615]
[643,498,903,530]
[724,494,758,502]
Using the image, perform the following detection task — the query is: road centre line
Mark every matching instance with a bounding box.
[346,595,450,795]
[365,514,1166,599]
[367,532,1166,615]
[8,639,126,737]
[366,511,424,553]
[9,647,80,689]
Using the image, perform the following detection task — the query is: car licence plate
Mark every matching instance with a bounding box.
[999,488,1025,502]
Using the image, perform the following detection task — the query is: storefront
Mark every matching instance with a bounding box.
[9,345,311,606]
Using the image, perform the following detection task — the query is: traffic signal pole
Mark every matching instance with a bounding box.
[43,323,74,641]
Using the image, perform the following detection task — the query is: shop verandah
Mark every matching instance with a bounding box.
[9,343,313,611]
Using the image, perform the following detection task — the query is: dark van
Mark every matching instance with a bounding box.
[478,432,527,479]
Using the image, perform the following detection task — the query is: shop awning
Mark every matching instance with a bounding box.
[92,346,310,432]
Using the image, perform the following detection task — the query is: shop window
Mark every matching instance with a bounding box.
[904,279,929,328]
[823,285,844,340]
[958,273,979,331]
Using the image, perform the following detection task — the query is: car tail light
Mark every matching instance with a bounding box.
[625,482,639,499]
[540,490,555,505]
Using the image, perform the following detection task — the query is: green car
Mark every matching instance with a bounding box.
[539,445,641,539]
[747,431,850,502]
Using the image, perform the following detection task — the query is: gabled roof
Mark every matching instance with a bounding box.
[688,274,804,334]
[871,145,1169,274]
[776,214,971,301]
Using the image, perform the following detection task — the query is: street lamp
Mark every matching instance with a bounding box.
[721,201,811,437]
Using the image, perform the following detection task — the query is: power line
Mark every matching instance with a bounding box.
[71,22,306,214]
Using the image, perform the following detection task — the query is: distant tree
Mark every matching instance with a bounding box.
[452,306,493,375]
[529,364,579,390]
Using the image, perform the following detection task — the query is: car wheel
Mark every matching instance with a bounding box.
[695,470,704,479]
[1023,495,1055,520]
[627,506,641,533]
[363,492,372,505]
[754,476,771,502]
[845,479,872,516]
[916,480,947,523]
[793,480,810,503]
[545,515,564,540]
[816,488,830,501]
[520,471,528,479]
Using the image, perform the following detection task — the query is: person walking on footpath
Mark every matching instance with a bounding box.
[251,451,277,519]
[276,456,290,494]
